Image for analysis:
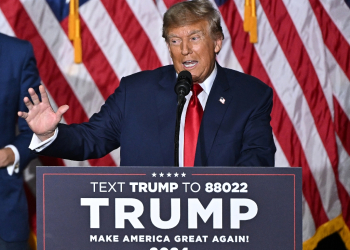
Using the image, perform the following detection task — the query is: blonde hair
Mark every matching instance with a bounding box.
[162,0,224,42]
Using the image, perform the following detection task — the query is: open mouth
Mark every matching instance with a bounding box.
[183,60,198,68]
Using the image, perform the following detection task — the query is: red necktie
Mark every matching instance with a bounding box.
[184,84,203,167]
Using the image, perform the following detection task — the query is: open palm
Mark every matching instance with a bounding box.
[18,85,69,141]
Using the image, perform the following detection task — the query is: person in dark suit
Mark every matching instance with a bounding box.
[0,33,40,249]
[19,0,275,167]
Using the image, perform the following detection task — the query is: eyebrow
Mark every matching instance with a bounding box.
[167,29,204,39]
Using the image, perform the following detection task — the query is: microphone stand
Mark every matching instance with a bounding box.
[174,70,192,167]
[174,92,186,167]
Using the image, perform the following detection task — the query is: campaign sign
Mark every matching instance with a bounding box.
[37,167,301,250]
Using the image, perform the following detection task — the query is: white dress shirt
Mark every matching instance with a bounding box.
[5,145,20,175]
[29,64,218,167]
[179,64,217,166]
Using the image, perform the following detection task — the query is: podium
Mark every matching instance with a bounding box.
[37,167,302,250]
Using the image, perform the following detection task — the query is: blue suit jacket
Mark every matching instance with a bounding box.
[42,64,275,167]
[0,34,40,242]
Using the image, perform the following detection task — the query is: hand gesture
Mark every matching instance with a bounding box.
[18,85,69,141]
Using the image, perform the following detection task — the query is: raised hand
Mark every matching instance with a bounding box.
[18,85,69,142]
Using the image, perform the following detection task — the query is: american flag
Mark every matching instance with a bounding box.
[0,0,349,249]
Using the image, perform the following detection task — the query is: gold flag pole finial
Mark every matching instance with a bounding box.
[68,0,82,63]
[243,0,258,44]
[68,0,75,41]
[250,0,258,43]
[243,0,251,32]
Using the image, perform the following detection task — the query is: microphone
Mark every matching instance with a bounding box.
[174,70,192,105]
[174,70,192,166]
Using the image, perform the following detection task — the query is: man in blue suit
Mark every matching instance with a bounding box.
[0,33,40,249]
[20,0,275,167]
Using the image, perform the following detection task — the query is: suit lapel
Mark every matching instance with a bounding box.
[156,66,177,166]
[195,64,233,166]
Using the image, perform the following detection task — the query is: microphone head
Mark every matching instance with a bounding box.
[175,70,193,96]
[178,70,192,83]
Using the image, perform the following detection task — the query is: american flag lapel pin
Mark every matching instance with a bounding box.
[219,97,225,104]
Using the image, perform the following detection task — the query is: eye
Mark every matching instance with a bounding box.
[170,38,180,45]
[191,36,200,41]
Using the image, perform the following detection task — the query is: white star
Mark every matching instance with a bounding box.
[181,172,186,177]
[159,172,164,177]
[167,172,172,177]
[152,172,157,177]
[174,172,179,177]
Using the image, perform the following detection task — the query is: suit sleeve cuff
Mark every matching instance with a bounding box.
[29,128,58,152]
[5,145,20,176]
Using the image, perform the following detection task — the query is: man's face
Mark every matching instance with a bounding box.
[167,20,222,84]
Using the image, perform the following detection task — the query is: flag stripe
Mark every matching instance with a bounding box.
[60,1,123,167]
[20,0,105,118]
[209,0,244,73]
[260,0,338,169]
[100,0,163,71]
[268,0,350,229]
[337,135,350,207]
[162,0,183,9]
[0,0,115,167]
[79,0,141,79]
[232,0,342,224]
[282,0,334,117]
[324,48,350,122]
[303,195,317,241]
[2,0,350,245]
[0,0,88,124]
[259,0,346,226]
[334,98,350,156]
[154,0,168,16]
[319,0,350,45]
[126,0,172,66]
[309,0,350,82]
[273,134,290,167]
[280,0,350,226]
[21,0,116,166]
[334,98,350,226]
[323,39,350,222]
[0,8,15,36]
[284,0,350,227]
[308,0,350,157]
[60,17,120,100]
[218,0,330,228]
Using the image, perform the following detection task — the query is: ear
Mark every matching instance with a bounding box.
[214,38,223,54]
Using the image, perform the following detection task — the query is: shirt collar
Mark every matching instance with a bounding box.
[198,63,217,95]
[175,63,217,96]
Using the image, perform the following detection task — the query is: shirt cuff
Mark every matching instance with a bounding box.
[5,145,20,176]
[29,128,58,152]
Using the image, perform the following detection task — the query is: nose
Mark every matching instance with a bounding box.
[181,40,192,55]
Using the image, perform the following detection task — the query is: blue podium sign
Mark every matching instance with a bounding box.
[37,167,301,250]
